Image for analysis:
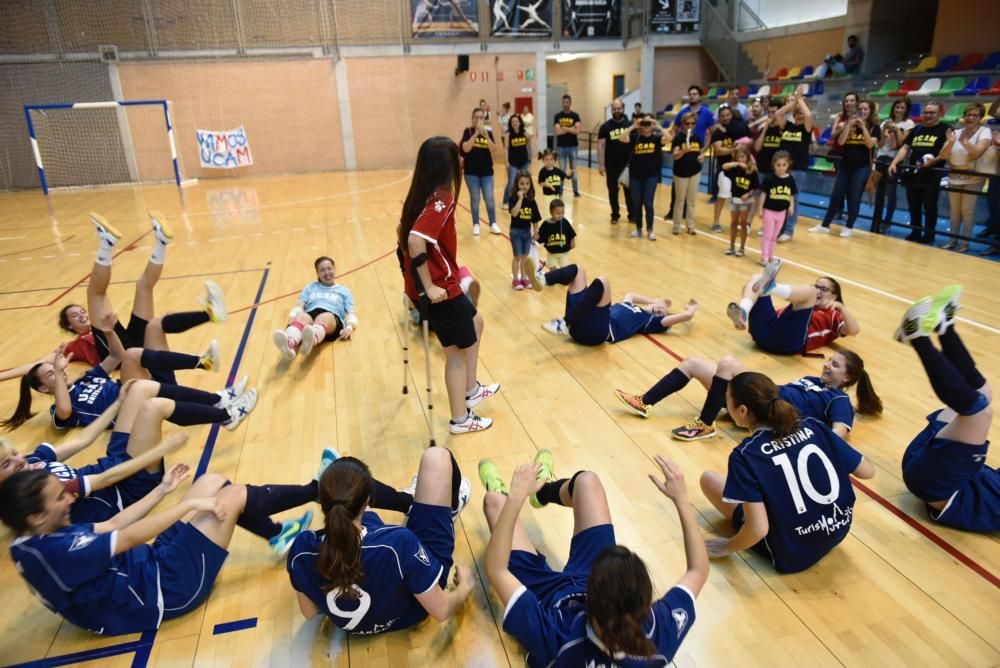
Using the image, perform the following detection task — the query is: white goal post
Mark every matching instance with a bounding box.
[23,99,181,195]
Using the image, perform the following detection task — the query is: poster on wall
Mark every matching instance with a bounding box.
[562,0,620,38]
[196,126,253,169]
[649,0,699,33]
[411,0,479,38]
[490,0,552,37]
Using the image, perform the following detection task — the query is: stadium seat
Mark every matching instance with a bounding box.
[943,102,968,124]
[817,126,833,145]
[747,84,760,97]
[709,103,720,115]
[811,157,836,173]
[663,103,674,112]
[756,84,771,97]
[805,80,824,97]
[780,84,796,96]
[952,53,983,71]
[980,77,1000,95]
[974,51,1000,70]
[908,56,938,73]
[931,77,965,96]
[873,79,899,96]
[769,67,788,82]
[912,78,942,96]
[909,102,922,120]
[888,79,919,97]
[706,86,718,99]
[800,65,814,78]
[929,54,960,72]
[956,77,990,95]
[784,67,801,80]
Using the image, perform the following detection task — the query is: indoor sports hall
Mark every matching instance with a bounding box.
[0,1,998,666]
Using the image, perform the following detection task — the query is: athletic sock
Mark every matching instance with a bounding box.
[938,328,986,390]
[543,264,578,286]
[166,400,231,426]
[699,375,730,425]
[96,243,114,266]
[150,238,167,265]
[770,283,792,300]
[160,310,211,334]
[370,479,413,513]
[157,382,227,405]
[910,336,981,414]
[465,382,481,399]
[312,324,326,339]
[739,297,755,314]
[450,409,472,425]
[534,479,569,507]
[238,482,319,539]
[141,349,201,372]
[286,322,304,347]
[642,368,691,406]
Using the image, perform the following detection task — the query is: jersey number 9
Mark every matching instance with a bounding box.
[326,585,372,631]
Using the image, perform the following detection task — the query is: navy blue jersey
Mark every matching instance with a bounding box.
[287,511,443,635]
[51,366,120,429]
[10,524,162,635]
[723,417,864,573]
[503,584,696,667]
[608,302,669,343]
[25,443,90,496]
[779,377,855,430]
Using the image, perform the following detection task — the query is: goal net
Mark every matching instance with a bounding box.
[24,100,184,193]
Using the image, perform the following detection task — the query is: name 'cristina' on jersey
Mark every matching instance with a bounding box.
[759,426,815,455]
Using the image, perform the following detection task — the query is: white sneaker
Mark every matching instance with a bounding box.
[840,228,854,238]
[215,374,248,408]
[894,297,934,343]
[712,224,723,232]
[199,339,220,372]
[472,224,481,236]
[224,389,258,430]
[466,381,501,408]
[489,223,502,235]
[777,234,793,243]
[452,477,472,521]
[648,232,657,241]
[148,210,174,245]
[299,325,317,357]
[542,318,569,335]
[809,224,831,234]
[525,255,546,292]
[449,411,493,434]
[90,213,122,247]
[630,230,642,238]
[273,330,296,360]
[203,280,227,323]
[754,258,783,296]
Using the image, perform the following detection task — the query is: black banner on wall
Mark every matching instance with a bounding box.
[562,0,621,38]
[490,0,553,37]
[649,0,699,33]
[412,0,479,38]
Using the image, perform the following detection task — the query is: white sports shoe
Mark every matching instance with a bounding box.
[840,228,854,238]
[90,213,122,247]
[452,477,472,521]
[490,223,502,234]
[203,280,228,323]
[777,234,793,243]
[449,411,493,434]
[630,230,642,238]
[148,210,174,245]
[199,339,220,372]
[224,389,258,431]
[648,232,657,240]
[299,325,317,357]
[273,330,296,360]
[215,375,249,408]
[809,224,831,234]
[466,381,501,409]
[472,224,481,236]
[524,255,546,292]
[542,318,569,335]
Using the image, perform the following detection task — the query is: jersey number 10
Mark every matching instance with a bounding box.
[772,445,840,515]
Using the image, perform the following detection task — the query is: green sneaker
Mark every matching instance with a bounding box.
[926,285,962,335]
[894,297,933,343]
[478,460,508,494]
[269,509,313,557]
[530,449,556,508]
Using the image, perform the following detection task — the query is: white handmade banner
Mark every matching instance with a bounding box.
[196,126,253,169]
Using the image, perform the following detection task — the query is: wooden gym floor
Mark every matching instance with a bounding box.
[0,167,997,667]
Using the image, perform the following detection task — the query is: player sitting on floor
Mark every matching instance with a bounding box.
[274,256,358,361]
[894,286,999,531]
[700,370,875,573]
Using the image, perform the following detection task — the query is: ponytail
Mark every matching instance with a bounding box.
[730,371,800,437]
[317,457,373,597]
[1,365,43,431]
[837,349,883,416]
[0,469,51,533]
[587,546,655,658]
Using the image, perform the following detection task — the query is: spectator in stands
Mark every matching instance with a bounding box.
[872,97,915,232]
[598,98,637,224]
[778,93,814,241]
[813,54,846,80]
[889,101,955,244]
[843,35,864,74]
[632,102,644,121]
[944,103,992,252]
[979,104,1000,254]
[726,89,749,120]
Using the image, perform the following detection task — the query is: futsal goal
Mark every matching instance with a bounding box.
[23,99,185,194]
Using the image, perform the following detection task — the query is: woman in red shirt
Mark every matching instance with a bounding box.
[399,137,500,435]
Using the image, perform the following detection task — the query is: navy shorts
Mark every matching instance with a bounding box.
[157,521,230,620]
[748,296,812,355]
[77,431,163,507]
[427,294,478,349]
[565,288,611,346]
[70,486,123,523]
[508,524,615,608]
[93,313,149,360]
[732,505,774,560]
[406,502,455,588]
[931,468,1000,532]
[509,227,532,256]
[306,309,344,341]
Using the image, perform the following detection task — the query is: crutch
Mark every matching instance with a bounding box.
[409,258,437,447]
[402,293,411,395]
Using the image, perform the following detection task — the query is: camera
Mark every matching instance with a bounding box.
[639,119,652,127]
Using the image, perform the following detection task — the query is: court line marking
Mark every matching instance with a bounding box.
[5,630,156,668]
[213,617,258,635]
[0,235,75,259]
[575,189,1000,335]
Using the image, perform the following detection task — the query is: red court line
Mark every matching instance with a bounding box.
[229,249,395,315]
[0,233,76,258]
[641,334,1000,590]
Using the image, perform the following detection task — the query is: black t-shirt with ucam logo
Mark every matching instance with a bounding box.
[507,132,529,167]
[598,117,633,168]
[460,126,495,176]
[761,173,798,211]
[628,132,663,179]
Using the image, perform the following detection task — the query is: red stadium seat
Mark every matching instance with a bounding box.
[888,79,920,97]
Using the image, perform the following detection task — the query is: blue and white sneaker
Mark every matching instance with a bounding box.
[525,255,546,292]
[269,509,313,557]
[90,212,122,247]
[224,388,258,431]
[316,447,339,481]
[452,477,472,522]
[215,375,248,408]
[542,318,569,336]
[754,258,783,296]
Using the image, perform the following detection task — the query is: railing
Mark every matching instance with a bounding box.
[701,1,761,83]
[736,1,767,33]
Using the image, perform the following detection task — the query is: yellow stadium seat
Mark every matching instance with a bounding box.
[908,55,938,73]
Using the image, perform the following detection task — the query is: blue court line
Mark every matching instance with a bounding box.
[212,618,258,635]
[197,265,270,478]
[8,267,270,668]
